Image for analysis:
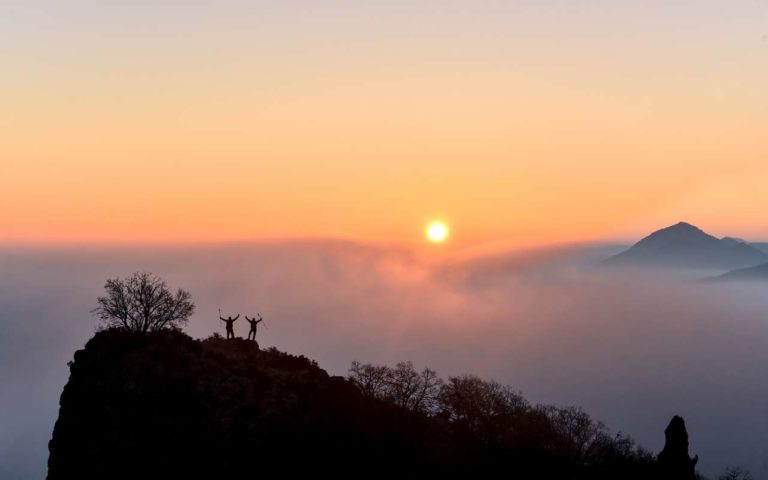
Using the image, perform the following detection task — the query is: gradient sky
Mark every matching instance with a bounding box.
[2,0,767,247]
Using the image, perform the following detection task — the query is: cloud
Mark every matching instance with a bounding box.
[1,241,768,478]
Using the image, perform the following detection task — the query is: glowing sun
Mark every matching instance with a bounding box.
[426,222,449,243]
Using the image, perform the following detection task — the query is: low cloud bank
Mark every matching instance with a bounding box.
[1,241,767,478]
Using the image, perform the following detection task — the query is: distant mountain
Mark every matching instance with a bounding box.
[720,236,748,247]
[750,242,768,255]
[710,262,768,282]
[606,222,768,269]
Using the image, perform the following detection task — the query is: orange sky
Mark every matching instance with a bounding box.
[2,1,767,248]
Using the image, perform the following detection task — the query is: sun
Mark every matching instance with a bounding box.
[426,222,449,243]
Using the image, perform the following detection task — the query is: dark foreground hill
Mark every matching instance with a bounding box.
[606,222,767,270]
[49,330,671,479]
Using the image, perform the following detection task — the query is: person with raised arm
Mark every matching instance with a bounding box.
[245,314,264,341]
[219,309,239,339]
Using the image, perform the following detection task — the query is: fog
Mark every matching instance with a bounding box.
[2,241,768,479]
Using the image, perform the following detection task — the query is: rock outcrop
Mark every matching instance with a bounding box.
[657,415,698,480]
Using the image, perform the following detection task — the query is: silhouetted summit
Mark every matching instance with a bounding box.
[606,222,767,269]
[48,329,657,479]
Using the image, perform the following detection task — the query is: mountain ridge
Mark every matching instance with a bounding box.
[709,262,768,283]
[606,222,768,270]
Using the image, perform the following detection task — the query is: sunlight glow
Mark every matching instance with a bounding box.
[426,222,449,243]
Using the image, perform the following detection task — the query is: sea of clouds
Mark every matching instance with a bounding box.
[2,241,768,479]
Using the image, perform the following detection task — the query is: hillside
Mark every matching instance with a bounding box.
[49,330,671,479]
[606,222,767,269]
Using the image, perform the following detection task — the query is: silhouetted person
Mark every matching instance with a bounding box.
[219,313,239,339]
[245,314,263,341]
[657,415,698,480]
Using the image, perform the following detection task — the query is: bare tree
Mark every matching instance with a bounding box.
[349,361,391,399]
[538,405,607,461]
[411,367,443,415]
[387,362,443,414]
[93,272,195,333]
[438,375,528,439]
[349,361,443,415]
[388,361,422,410]
[720,467,753,480]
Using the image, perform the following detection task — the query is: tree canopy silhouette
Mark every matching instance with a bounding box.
[93,272,194,333]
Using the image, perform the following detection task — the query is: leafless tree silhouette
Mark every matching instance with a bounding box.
[349,361,391,398]
[719,466,752,480]
[349,360,443,415]
[93,272,194,333]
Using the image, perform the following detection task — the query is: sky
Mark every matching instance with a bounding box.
[2,0,767,247]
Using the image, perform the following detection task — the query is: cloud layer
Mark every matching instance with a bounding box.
[2,241,768,478]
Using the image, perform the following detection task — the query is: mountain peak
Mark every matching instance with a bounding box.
[658,221,705,235]
[606,222,767,269]
[671,221,699,229]
[639,222,712,244]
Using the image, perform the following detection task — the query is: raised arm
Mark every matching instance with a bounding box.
[233,314,240,321]
[245,315,252,322]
